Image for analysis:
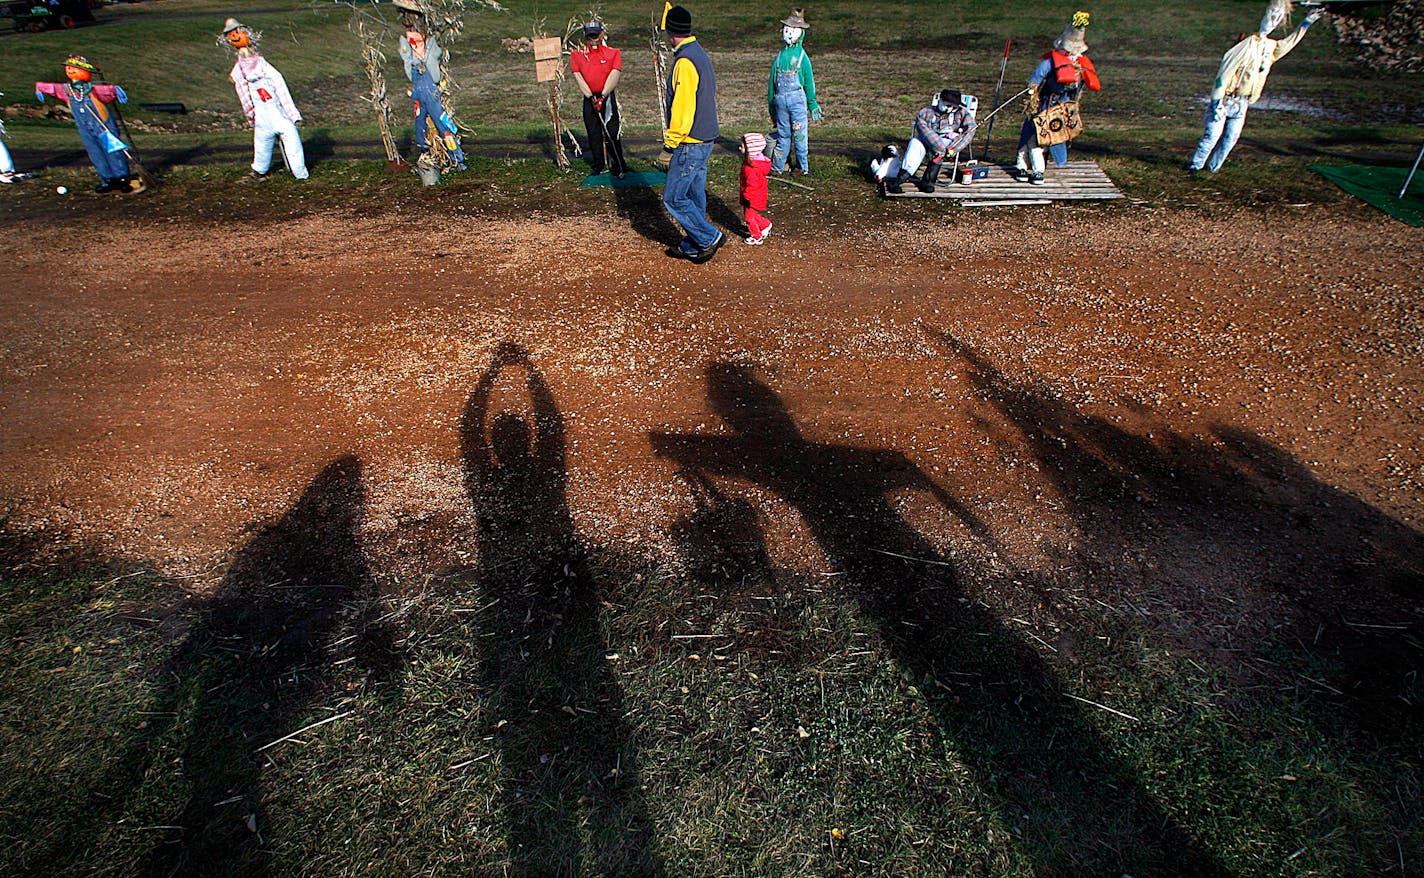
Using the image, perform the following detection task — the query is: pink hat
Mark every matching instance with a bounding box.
[742,132,767,155]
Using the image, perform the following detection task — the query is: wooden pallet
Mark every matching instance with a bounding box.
[884,160,1122,205]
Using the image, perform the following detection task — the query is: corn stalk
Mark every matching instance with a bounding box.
[650,14,670,125]
[357,19,399,163]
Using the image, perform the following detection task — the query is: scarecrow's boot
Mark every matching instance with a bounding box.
[917,157,943,193]
[886,168,911,194]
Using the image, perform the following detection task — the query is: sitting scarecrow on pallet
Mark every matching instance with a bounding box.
[871,88,978,194]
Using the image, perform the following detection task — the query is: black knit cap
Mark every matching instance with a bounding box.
[664,4,692,36]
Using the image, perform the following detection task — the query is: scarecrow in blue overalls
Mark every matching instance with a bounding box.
[398,3,465,170]
[767,8,821,176]
[35,55,140,193]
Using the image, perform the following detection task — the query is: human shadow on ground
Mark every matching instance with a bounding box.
[129,455,398,876]
[5,458,397,876]
[613,182,682,247]
[930,330,1424,732]
[705,191,744,239]
[649,362,1228,877]
[459,341,664,876]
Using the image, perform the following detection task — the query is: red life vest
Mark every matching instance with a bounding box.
[1045,50,1101,91]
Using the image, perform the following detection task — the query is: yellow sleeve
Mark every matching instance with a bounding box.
[664,56,701,148]
[1272,26,1309,59]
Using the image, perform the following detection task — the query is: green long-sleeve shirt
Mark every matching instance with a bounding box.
[767,43,819,117]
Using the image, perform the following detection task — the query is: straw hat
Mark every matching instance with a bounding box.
[782,8,809,29]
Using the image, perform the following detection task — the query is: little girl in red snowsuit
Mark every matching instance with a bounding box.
[740,132,774,245]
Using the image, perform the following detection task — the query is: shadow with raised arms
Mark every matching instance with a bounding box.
[649,361,1227,877]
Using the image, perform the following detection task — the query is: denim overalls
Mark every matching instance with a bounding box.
[69,83,129,182]
[771,53,809,173]
[407,47,464,165]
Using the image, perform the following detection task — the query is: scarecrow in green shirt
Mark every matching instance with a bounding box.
[767,7,821,176]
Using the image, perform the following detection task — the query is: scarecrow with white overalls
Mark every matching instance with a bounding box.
[1186,0,1326,174]
[35,55,140,194]
[767,7,821,176]
[220,18,309,181]
[397,0,466,170]
[1013,10,1100,185]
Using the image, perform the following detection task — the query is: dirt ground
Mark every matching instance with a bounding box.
[3,201,1422,666]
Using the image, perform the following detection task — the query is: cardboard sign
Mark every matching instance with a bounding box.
[533,37,563,82]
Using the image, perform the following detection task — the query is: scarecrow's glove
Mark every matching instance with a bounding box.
[657,147,673,170]
[594,95,605,110]
[1023,86,1039,116]
[811,106,822,122]
[1303,8,1324,25]
[114,86,128,103]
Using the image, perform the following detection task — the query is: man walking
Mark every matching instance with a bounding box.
[657,4,724,263]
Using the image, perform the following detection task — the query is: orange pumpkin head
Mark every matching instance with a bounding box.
[226,28,251,48]
[64,64,92,83]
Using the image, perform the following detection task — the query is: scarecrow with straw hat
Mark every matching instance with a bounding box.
[220,17,309,181]
[767,7,821,176]
[34,55,137,193]
[1013,10,1101,185]
[1186,0,1327,174]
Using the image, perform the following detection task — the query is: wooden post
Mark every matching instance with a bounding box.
[533,35,570,171]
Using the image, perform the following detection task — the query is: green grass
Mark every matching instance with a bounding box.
[1,0,1420,186]
[1,3,1422,874]
[2,521,1419,876]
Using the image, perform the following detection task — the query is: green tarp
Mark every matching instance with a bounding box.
[579,171,668,188]
[1310,164,1424,227]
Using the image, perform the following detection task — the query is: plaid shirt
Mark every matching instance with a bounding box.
[230,55,301,126]
[914,104,975,157]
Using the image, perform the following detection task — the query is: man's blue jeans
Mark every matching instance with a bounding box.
[662,140,719,251]
[1189,98,1249,172]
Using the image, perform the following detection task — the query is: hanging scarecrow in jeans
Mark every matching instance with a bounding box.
[35,55,137,194]
[1187,0,1325,174]
[767,7,821,176]
[220,17,309,180]
[398,2,465,170]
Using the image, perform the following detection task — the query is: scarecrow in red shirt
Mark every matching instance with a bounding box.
[570,19,627,178]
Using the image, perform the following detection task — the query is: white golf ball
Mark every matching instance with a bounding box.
[56,186,68,195]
